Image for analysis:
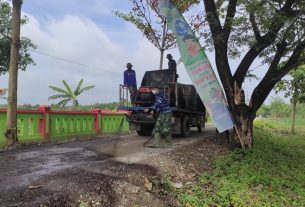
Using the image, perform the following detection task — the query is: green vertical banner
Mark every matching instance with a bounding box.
[158,0,234,132]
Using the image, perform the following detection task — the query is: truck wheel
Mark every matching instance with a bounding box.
[181,116,191,137]
[197,120,205,132]
[136,125,154,136]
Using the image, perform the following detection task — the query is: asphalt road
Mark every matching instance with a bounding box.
[0,125,216,191]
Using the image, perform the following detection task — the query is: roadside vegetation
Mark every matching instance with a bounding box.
[0,102,119,110]
[177,118,305,206]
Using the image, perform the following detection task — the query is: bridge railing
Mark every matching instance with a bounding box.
[0,106,129,146]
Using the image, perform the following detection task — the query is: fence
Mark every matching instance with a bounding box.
[0,106,129,146]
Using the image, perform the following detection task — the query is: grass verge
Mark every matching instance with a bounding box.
[177,119,305,206]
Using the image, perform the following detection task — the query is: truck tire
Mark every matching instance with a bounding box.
[197,119,205,132]
[136,125,154,136]
[181,116,191,137]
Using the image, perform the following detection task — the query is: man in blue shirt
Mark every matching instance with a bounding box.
[124,63,137,105]
[144,88,172,147]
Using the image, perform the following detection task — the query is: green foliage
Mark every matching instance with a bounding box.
[254,119,276,129]
[200,0,305,129]
[48,79,95,109]
[0,0,36,75]
[114,0,201,52]
[256,104,271,117]
[258,99,305,118]
[78,102,119,110]
[275,65,305,104]
[178,119,305,206]
[150,175,173,195]
[206,0,305,61]
[0,102,120,110]
[269,96,291,117]
[257,118,305,134]
[49,102,119,111]
[79,201,89,207]
[257,96,291,118]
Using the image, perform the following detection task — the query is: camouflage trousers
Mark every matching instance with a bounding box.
[153,112,172,137]
[128,87,137,105]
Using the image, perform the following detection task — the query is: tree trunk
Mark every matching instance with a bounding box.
[237,111,254,148]
[230,89,255,148]
[291,100,296,134]
[5,0,22,146]
[159,21,167,70]
[232,104,255,148]
[159,49,164,70]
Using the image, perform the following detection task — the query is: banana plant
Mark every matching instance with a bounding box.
[48,79,94,109]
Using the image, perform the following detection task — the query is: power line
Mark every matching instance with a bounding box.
[30,49,121,75]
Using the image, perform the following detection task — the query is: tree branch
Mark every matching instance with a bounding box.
[215,0,225,9]
[249,12,261,40]
[223,0,237,43]
[250,39,305,111]
[204,0,234,105]
[278,39,305,75]
[203,0,223,40]
[233,0,297,87]
[136,0,162,49]
[249,42,287,111]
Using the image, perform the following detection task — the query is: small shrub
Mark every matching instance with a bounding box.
[150,175,173,195]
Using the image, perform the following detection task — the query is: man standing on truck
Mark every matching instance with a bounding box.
[124,63,137,105]
[167,54,177,71]
[166,54,178,81]
[144,88,172,148]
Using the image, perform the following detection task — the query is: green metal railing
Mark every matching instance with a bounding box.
[17,113,44,141]
[101,114,129,134]
[0,107,129,147]
[50,114,96,138]
[0,111,44,146]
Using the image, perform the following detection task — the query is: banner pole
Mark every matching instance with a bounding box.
[234,125,245,148]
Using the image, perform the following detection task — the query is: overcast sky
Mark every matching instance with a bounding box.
[0,0,277,105]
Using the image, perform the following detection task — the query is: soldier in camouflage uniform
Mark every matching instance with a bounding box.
[144,88,172,147]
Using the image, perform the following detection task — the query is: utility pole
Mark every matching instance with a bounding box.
[6,0,23,146]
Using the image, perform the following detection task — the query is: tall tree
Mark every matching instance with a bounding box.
[48,79,95,109]
[5,0,22,146]
[0,0,36,75]
[114,0,202,69]
[275,65,305,133]
[194,0,305,147]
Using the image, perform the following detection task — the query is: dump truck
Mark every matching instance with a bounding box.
[119,69,206,137]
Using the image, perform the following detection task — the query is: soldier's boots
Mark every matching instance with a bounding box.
[147,133,173,148]
[165,134,172,144]
[149,132,161,148]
